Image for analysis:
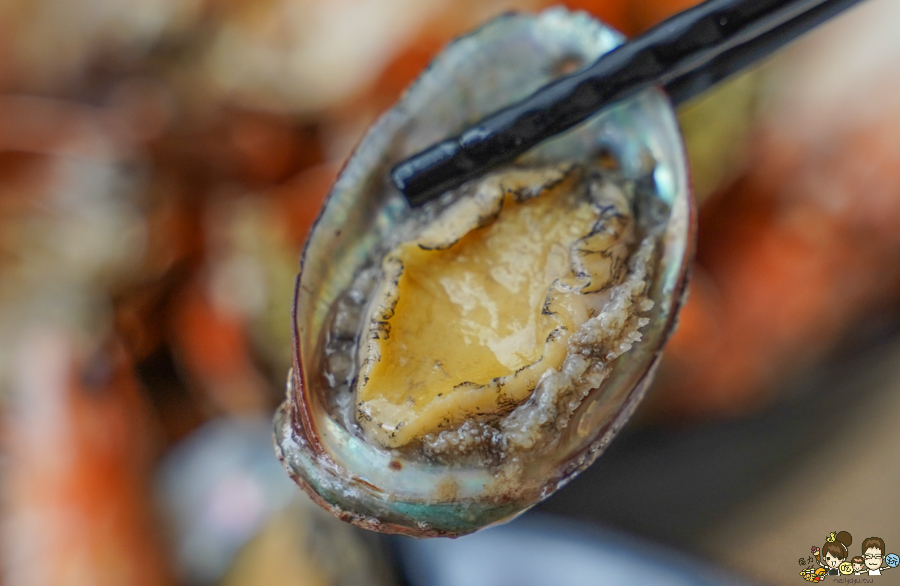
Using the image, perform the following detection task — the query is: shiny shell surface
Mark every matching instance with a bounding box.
[275,8,693,537]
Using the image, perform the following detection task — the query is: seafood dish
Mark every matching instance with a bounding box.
[275,8,692,537]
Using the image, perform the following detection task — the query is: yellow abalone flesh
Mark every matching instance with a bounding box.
[352,162,654,457]
[275,8,692,537]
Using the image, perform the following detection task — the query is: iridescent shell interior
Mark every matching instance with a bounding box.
[275,8,692,537]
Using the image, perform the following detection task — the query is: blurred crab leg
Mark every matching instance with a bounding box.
[3,333,174,586]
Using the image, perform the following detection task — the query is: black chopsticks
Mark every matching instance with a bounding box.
[391,0,868,207]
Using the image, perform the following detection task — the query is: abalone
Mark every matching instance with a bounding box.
[275,8,692,537]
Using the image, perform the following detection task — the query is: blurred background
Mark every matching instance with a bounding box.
[1,0,899,585]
